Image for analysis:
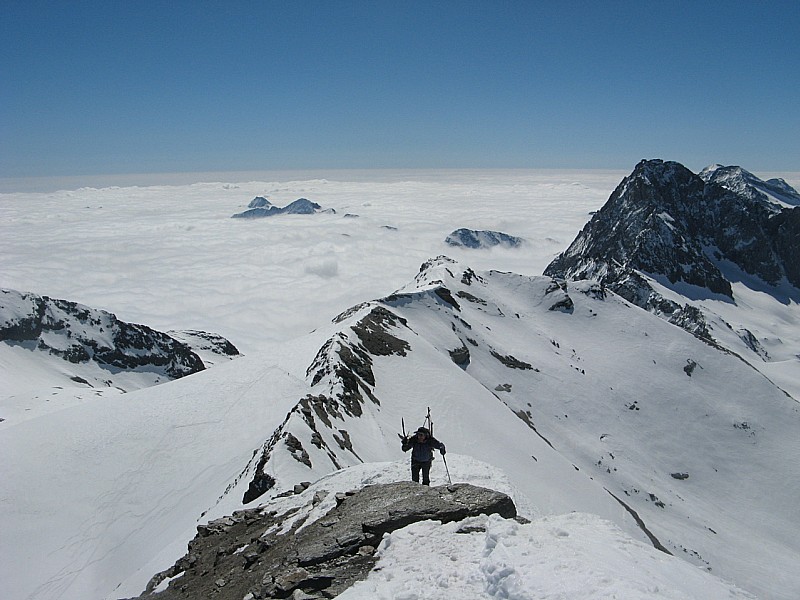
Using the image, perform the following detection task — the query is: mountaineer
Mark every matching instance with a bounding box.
[401,426,446,485]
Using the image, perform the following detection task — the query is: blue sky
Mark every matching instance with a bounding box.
[2,1,799,178]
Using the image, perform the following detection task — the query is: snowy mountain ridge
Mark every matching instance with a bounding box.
[2,254,798,599]
[699,163,800,209]
[48,254,789,599]
[0,288,240,423]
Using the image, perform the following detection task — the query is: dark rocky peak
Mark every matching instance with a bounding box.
[281,198,321,214]
[445,228,524,249]
[134,481,517,600]
[546,159,730,297]
[232,198,323,219]
[548,159,800,293]
[247,196,273,209]
[700,164,800,208]
[545,158,800,343]
[628,158,701,191]
[613,160,707,226]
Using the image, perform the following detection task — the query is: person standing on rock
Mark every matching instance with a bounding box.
[401,426,445,485]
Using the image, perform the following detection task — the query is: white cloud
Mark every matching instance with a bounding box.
[303,256,339,278]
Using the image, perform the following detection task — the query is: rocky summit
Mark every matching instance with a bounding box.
[544,159,800,341]
[133,481,517,600]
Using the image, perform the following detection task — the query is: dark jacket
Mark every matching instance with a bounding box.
[402,434,445,463]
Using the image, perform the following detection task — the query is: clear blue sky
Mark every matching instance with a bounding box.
[2,1,798,178]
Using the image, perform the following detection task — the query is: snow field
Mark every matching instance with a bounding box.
[339,512,755,600]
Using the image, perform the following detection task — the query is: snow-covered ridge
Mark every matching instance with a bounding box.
[2,164,800,600]
[700,163,800,209]
[3,256,799,599]
[226,256,799,599]
[0,288,240,412]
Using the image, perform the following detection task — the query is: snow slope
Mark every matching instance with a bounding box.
[4,256,797,599]
[0,356,310,600]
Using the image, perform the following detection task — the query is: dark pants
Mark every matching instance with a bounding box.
[411,460,432,485]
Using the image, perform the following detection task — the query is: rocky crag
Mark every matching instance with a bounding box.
[544,159,800,345]
[134,481,517,600]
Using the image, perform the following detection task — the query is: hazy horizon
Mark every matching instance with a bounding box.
[3,164,800,195]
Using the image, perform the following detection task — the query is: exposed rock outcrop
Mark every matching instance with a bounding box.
[544,159,800,341]
[232,198,323,219]
[0,288,214,379]
[445,228,524,249]
[134,482,517,600]
[238,306,412,504]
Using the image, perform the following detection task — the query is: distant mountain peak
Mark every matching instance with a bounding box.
[700,163,800,208]
[232,197,324,219]
[247,196,272,209]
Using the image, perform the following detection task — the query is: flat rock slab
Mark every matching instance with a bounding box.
[133,482,516,600]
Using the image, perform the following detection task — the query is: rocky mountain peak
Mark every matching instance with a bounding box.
[546,159,727,297]
[445,228,524,249]
[545,158,800,343]
[700,163,800,208]
[232,198,323,219]
[630,158,697,187]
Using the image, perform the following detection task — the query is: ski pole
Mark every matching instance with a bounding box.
[442,453,452,484]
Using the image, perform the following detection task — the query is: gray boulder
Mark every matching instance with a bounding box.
[134,482,516,600]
